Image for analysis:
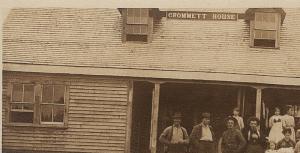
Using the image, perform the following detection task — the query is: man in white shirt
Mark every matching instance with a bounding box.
[159,112,189,153]
[190,112,215,153]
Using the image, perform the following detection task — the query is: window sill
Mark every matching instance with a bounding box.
[4,123,68,129]
[250,46,280,50]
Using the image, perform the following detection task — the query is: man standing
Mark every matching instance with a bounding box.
[190,112,215,153]
[243,117,266,153]
[159,112,189,153]
[221,116,246,153]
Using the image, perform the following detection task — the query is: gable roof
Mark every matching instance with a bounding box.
[3,8,300,84]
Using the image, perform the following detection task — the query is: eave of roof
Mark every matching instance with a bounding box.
[3,63,300,86]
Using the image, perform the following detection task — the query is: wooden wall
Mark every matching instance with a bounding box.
[2,72,131,153]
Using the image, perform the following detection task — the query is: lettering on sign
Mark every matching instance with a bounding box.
[166,11,238,21]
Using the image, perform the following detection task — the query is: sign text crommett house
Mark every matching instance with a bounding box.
[166,11,238,21]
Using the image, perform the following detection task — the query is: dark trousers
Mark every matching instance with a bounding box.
[245,144,264,153]
[166,144,187,153]
[197,141,215,153]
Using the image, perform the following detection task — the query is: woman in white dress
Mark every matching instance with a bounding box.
[268,107,285,143]
[282,105,296,142]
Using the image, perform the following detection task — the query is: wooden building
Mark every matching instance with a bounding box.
[2,8,300,153]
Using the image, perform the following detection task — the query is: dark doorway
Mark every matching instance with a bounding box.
[130,81,153,153]
[157,83,240,153]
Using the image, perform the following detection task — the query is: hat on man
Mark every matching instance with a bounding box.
[201,112,211,119]
[172,112,182,119]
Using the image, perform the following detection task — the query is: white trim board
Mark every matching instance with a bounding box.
[3,63,300,86]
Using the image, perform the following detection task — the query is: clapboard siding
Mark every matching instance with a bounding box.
[2,72,130,153]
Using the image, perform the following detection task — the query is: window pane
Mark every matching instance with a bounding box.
[23,104,34,110]
[127,9,135,24]
[41,104,53,122]
[127,9,134,17]
[140,25,148,34]
[268,31,276,39]
[140,9,148,17]
[254,30,262,39]
[261,31,268,38]
[11,103,22,110]
[255,13,277,30]
[42,85,53,103]
[53,105,64,122]
[254,30,276,40]
[126,25,134,33]
[10,111,33,123]
[254,39,276,47]
[12,84,23,102]
[133,8,140,17]
[24,84,34,102]
[126,34,148,42]
[134,9,141,24]
[133,25,141,34]
[255,13,263,22]
[54,85,65,104]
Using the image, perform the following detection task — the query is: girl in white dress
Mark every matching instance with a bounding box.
[268,107,284,143]
[282,105,296,142]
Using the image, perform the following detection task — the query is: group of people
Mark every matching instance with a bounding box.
[159,106,300,153]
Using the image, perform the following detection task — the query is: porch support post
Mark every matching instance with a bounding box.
[241,89,246,117]
[237,88,242,109]
[255,87,263,120]
[149,83,161,153]
[237,87,246,116]
[125,81,134,153]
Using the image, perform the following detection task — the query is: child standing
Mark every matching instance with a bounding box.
[232,107,244,131]
[265,141,278,153]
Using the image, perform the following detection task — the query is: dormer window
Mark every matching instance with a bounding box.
[124,8,150,42]
[252,12,280,48]
[246,8,285,49]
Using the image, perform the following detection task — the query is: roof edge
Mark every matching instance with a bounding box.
[3,63,300,86]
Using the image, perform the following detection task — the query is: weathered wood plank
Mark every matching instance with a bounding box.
[70,96,128,102]
[2,72,130,152]
[69,99,127,105]
[70,88,128,95]
[70,85,127,91]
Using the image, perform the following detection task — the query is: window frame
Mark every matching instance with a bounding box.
[40,84,67,125]
[124,8,150,42]
[6,80,69,128]
[250,12,281,49]
[8,82,36,125]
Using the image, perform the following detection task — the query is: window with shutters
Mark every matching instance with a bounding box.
[251,12,281,48]
[125,8,149,42]
[7,81,69,127]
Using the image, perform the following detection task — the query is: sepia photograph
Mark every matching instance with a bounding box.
[1,1,300,153]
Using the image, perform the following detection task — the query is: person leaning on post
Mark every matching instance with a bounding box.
[159,112,189,153]
[190,112,215,153]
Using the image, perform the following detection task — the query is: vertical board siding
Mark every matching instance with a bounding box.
[2,72,129,153]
